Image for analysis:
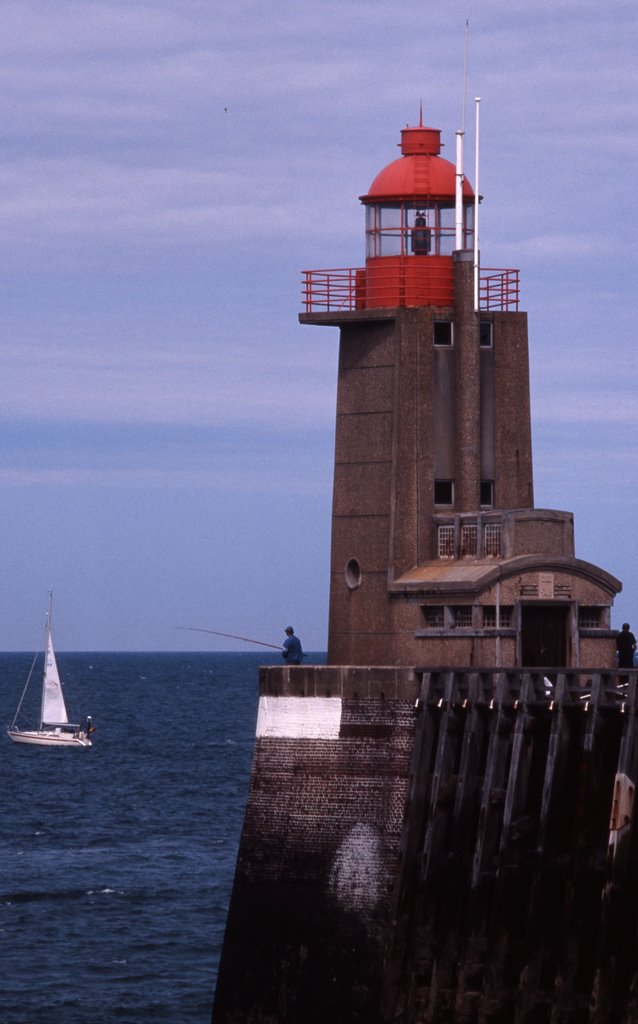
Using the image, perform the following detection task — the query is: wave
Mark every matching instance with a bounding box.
[2,886,124,905]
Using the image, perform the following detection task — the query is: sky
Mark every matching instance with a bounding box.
[0,0,636,650]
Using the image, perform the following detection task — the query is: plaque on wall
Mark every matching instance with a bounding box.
[538,572,555,599]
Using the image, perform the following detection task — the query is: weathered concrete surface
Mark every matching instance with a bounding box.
[213,666,638,1024]
[212,667,418,1024]
[321,277,619,668]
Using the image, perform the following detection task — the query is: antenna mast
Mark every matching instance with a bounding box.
[462,17,469,133]
[455,18,470,251]
[474,96,481,309]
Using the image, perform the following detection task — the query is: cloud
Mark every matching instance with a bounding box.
[533,392,638,426]
[497,232,619,262]
[0,333,337,428]
[0,0,635,274]
[0,460,332,494]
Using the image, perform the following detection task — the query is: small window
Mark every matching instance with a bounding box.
[453,606,473,628]
[483,606,497,628]
[344,558,362,590]
[479,321,493,347]
[500,606,513,627]
[434,479,454,506]
[423,606,444,628]
[579,606,603,629]
[484,523,502,557]
[480,480,494,507]
[483,605,513,628]
[433,321,453,347]
[437,525,455,559]
[460,524,477,558]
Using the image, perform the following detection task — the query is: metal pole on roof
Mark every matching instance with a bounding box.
[455,17,470,253]
[496,580,501,668]
[474,96,481,310]
[455,129,464,251]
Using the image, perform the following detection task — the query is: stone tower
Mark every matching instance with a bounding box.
[301,115,619,669]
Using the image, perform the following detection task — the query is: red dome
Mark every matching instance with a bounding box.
[361,122,475,203]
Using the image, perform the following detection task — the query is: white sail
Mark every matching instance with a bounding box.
[7,593,92,747]
[40,616,68,726]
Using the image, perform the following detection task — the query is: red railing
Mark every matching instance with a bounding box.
[479,268,520,311]
[301,268,358,313]
[301,266,520,313]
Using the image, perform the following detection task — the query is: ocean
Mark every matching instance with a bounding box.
[0,650,324,1024]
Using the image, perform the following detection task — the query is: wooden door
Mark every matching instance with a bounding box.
[520,604,568,668]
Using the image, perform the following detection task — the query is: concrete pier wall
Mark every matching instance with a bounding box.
[212,666,418,1023]
[212,666,638,1024]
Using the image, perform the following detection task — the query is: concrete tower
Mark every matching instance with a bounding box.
[301,115,619,669]
[212,114,635,1024]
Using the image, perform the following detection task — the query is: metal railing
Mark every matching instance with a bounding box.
[479,267,520,311]
[301,268,359,313]
[302,266,520,313]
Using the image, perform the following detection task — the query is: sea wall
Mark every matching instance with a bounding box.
[212,666,638,1024]
[211,665,419,1024]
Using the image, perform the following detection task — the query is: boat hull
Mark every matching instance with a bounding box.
[7,728,92,748]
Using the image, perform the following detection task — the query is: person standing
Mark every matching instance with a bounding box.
[617,623,637,669]
[282,626,303,666]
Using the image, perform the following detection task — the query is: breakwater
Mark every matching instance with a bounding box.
[213,666,638,1024]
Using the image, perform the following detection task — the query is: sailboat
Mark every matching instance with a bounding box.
[7,594,93,748]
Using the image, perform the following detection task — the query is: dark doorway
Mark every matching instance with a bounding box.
[520,604,569,668]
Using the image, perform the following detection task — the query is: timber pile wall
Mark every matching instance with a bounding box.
[212,667,638,1024]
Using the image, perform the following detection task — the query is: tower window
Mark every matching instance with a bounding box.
[460,524,477,558]
[344,558,362,590]
[433,321,453,347]
[423,606,445,628]
[434,479,454,506]
[579,606,604,629]
[483,606,497,628]
[483,605,513,628]
[437,525,455,559]
[452,606,473,628]
[480,480,494,507]
[479,321,493,347]
[484,523,502,557]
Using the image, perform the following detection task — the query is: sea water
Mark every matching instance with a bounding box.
[0,651,323,1024]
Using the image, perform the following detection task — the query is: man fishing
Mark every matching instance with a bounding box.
[177,623,304,663]
[282,626,303,666]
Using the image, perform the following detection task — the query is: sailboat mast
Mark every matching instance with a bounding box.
[39,593,53,730]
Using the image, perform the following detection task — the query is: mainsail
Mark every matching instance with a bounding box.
[40,614,68,726]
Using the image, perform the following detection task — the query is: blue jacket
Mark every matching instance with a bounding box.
[282,634,303,664]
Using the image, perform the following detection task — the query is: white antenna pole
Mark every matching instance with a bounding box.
[456,18,470,252]
[496,580,501,668]
[455,130,464,250]
[462,18,469,133]
[474,96,481,309]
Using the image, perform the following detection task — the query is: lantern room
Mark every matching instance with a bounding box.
[357,117,475,307]
[362,121,475,259]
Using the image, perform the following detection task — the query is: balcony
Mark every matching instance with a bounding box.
[301,265,520,313]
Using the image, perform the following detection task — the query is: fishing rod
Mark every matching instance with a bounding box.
[176,626,281,651]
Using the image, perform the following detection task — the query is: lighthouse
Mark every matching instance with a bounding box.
[301,114,619,670]
[212,114,638,1024]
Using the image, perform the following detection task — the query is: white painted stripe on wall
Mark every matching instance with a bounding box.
[256,696,342,739]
